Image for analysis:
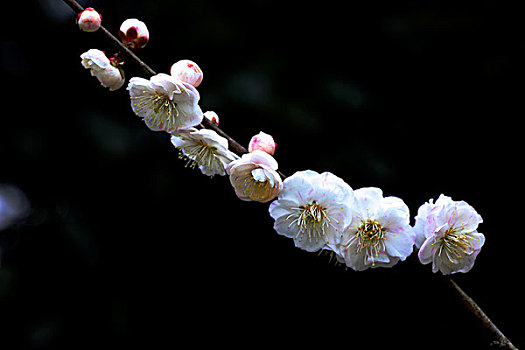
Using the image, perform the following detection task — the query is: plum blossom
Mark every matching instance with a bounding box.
[269,170,354,252]
[77,8,102,32]
[414,194,484,275]
[170,59,203,87]
[337,187,415,271]
[171,128,238,177]
[248,131,276,155]
[80,49,124,91]
[128,73,203,132]
[226,150,282,202]
[119,18,149,49]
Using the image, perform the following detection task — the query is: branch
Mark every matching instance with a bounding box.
[63,1,517,348]
[444,278,518,349]
[63,0,262,159]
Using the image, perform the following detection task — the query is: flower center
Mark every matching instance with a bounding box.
[180,141,219,172]
[434,227,474,264]
[239,168,271,200]
[291,201,331,244]
[132,91,181,131]
[354,219,387,264]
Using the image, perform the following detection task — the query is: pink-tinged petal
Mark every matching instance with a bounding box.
[418,236,435,265]
[469,231,485,250]
[277,172,315,204]
[384,226,415,260]
[353,187,383,219]
[269,199,296,220]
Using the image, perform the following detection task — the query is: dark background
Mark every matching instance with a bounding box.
[1,0,523,348]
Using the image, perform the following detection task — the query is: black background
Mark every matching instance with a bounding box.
[1,0,523,349]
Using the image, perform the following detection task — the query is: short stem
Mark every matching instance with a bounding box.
[443,278,518,349]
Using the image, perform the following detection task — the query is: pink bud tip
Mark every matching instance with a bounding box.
[204,111,219,125]
[170,59,203,87]
[248,131,276,155]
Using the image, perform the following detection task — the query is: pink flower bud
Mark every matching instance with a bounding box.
[118,19,149,49]
[77,8,102,32]
[248,131,276,155]
[204,111,219,125]
[170,59,203,87]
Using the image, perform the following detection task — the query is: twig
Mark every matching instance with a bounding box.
[64,0,157,76]
[63,0,264,159]
[444,278,518,349]
[201,117,248,155]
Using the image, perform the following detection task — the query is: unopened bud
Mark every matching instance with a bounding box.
[248,131,276,155]
[77,7,102,32]
[170,59,203,87]
[119,19,149,49]
[204,111,219,125]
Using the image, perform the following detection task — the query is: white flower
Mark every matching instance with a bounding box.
[119,18,149,49]
[415,194,485,275]
[170,59,203,87]
[226,150,282,203]
[248,131,276,155]
[77,7,102,32]
[337,187,415,271]
[128,73,203,133]
[268,170,354,252]
[80,49,124,91]
[171,128,238,176]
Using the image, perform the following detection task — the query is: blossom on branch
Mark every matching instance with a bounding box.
[171,128,238,177]
[337,187,415,271]
[80,49,124,91]
[414,194,485,275]
[269,170,354,252]
[128,73,203,133]
[226,150,282,202]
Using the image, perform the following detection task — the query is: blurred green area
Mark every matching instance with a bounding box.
[1,0,523,348]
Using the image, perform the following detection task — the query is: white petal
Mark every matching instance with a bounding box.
[418,236,435,265]
[384,226,415,260]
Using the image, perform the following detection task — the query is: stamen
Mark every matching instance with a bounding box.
[239,169,271,201]
[350,219,387,266]
[133,90,182,132]
[178,141,222,173]
[291,201,331,244]
[434,226,474,264]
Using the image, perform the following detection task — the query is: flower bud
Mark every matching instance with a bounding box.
[77,7,102,32]
[81,49,125,91]
[170,59,203,87]
[248,131,276,155]
[118,19,149,49]
[203,111,219,125]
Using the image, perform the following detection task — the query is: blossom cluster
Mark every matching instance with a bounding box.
[76,8,485,275]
